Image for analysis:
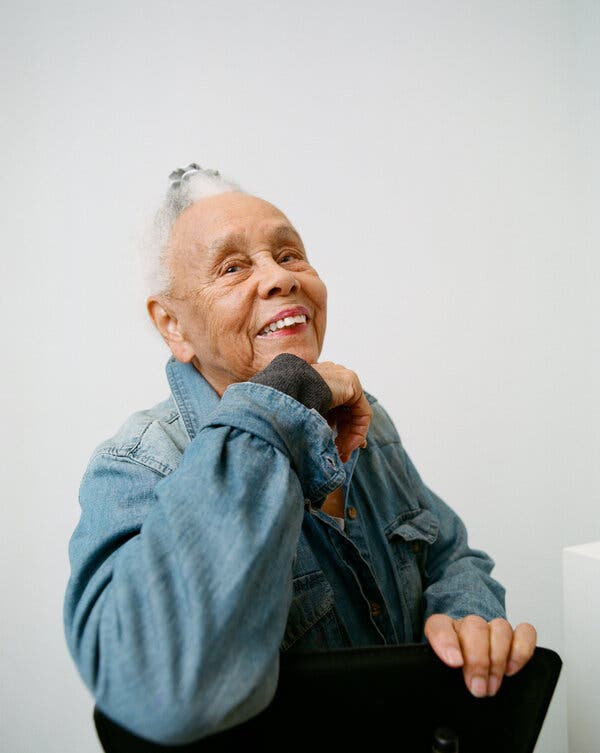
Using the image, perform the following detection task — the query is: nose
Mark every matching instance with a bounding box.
[257,257,300,298]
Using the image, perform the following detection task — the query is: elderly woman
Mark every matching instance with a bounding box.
[64,164,536,745]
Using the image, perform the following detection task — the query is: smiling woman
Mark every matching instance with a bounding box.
[63,163,536,747]
[147,191,328,393]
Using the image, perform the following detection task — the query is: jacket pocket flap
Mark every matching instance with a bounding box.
[386,508,439,544]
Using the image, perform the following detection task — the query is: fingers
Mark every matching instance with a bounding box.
[425,615,538,699]
[488,618,514,695]
[506,622,537,676]
[424,614,464,668]
[312,362,372,462]
[312,361,363,408]
[455,616,492,698]
[333,390,372,461]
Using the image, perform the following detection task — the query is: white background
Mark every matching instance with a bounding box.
[2,2,598,751]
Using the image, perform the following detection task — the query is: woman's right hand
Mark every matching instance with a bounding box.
[312,361,372,462]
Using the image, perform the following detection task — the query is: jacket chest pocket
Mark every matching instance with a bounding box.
[386,508,439,570]
[386,509,439,587]
[385,509,439,566]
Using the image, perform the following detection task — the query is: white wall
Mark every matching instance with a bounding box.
[2,2,598,751]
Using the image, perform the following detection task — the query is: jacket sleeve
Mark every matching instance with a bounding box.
[63,382,345,745]
[401,449,507,627]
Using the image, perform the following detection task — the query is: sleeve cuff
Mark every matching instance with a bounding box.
[249,353,332,417]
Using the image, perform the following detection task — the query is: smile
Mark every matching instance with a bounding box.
[259,314,307,336]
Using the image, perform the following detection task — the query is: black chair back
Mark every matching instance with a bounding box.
[94,644,562,753]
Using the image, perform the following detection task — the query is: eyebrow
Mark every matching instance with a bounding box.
[205,232,246,258]
[264,224,304,247]
[204,223,305,258]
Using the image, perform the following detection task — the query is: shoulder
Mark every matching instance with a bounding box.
[89,395,188,477]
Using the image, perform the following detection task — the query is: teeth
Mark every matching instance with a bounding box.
[260,314,307,335]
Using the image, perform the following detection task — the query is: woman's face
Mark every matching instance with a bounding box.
[153,192,328,395]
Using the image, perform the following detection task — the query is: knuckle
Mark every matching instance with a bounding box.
[491,618,513,640]
[424,614,451,639]
[489,635,510,663]
[512,639,534,663]
[515,623,537,648]
[520,622,537,637]
[461,615,488,632]
[489,659,506,676]
[468,656,491,675]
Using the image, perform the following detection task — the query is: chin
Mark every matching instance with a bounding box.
[276,340,320,361]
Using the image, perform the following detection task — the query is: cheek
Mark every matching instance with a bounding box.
[184,296,224,354]
[303,270,326,302]
[309,280,328,331]
[204,290,254,346]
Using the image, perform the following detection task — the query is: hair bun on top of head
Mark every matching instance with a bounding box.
[168,163,221,189]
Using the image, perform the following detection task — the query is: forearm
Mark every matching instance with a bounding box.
[401,452,506,626]
[65,384,342,744]
[423,548,506,624]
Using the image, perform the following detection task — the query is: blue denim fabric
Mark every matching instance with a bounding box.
[64,357,506,744]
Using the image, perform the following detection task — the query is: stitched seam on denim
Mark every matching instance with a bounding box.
[90,420,182,471]
[225,382,332,431]
[306,471,345,501]
[367,439,402,450]
[98,417,179,475]
[281,603,336,651]
[131,419,176,456]
[167,362,195,441]
[91,449,171,477]
[383,507,434,535]
[281,605,336,650]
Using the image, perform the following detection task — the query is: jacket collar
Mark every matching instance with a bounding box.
[165,357,221,441]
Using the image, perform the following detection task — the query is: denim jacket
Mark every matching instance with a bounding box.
[64,357,506,745]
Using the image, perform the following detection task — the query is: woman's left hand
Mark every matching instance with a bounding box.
[424,614,537,697]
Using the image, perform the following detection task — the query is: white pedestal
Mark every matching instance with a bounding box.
[563,541,600,753]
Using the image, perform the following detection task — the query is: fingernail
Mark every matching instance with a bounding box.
[445,647,463,666]
[488,675,500,696]
[470,676,487,698]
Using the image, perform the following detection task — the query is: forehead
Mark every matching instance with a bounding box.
[169,192,301,253]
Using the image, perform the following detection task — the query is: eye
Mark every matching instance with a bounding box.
[278,249,303,264]
[219,260,246,276]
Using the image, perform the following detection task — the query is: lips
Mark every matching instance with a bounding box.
[258,306,310,336]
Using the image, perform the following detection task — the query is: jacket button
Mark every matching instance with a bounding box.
[347,506,358,520]
[370,601,381,617]
[411,541,421,553]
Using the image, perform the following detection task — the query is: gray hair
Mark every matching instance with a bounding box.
[143,163,244,296]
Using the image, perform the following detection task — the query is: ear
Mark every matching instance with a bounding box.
[147,296,196,363]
